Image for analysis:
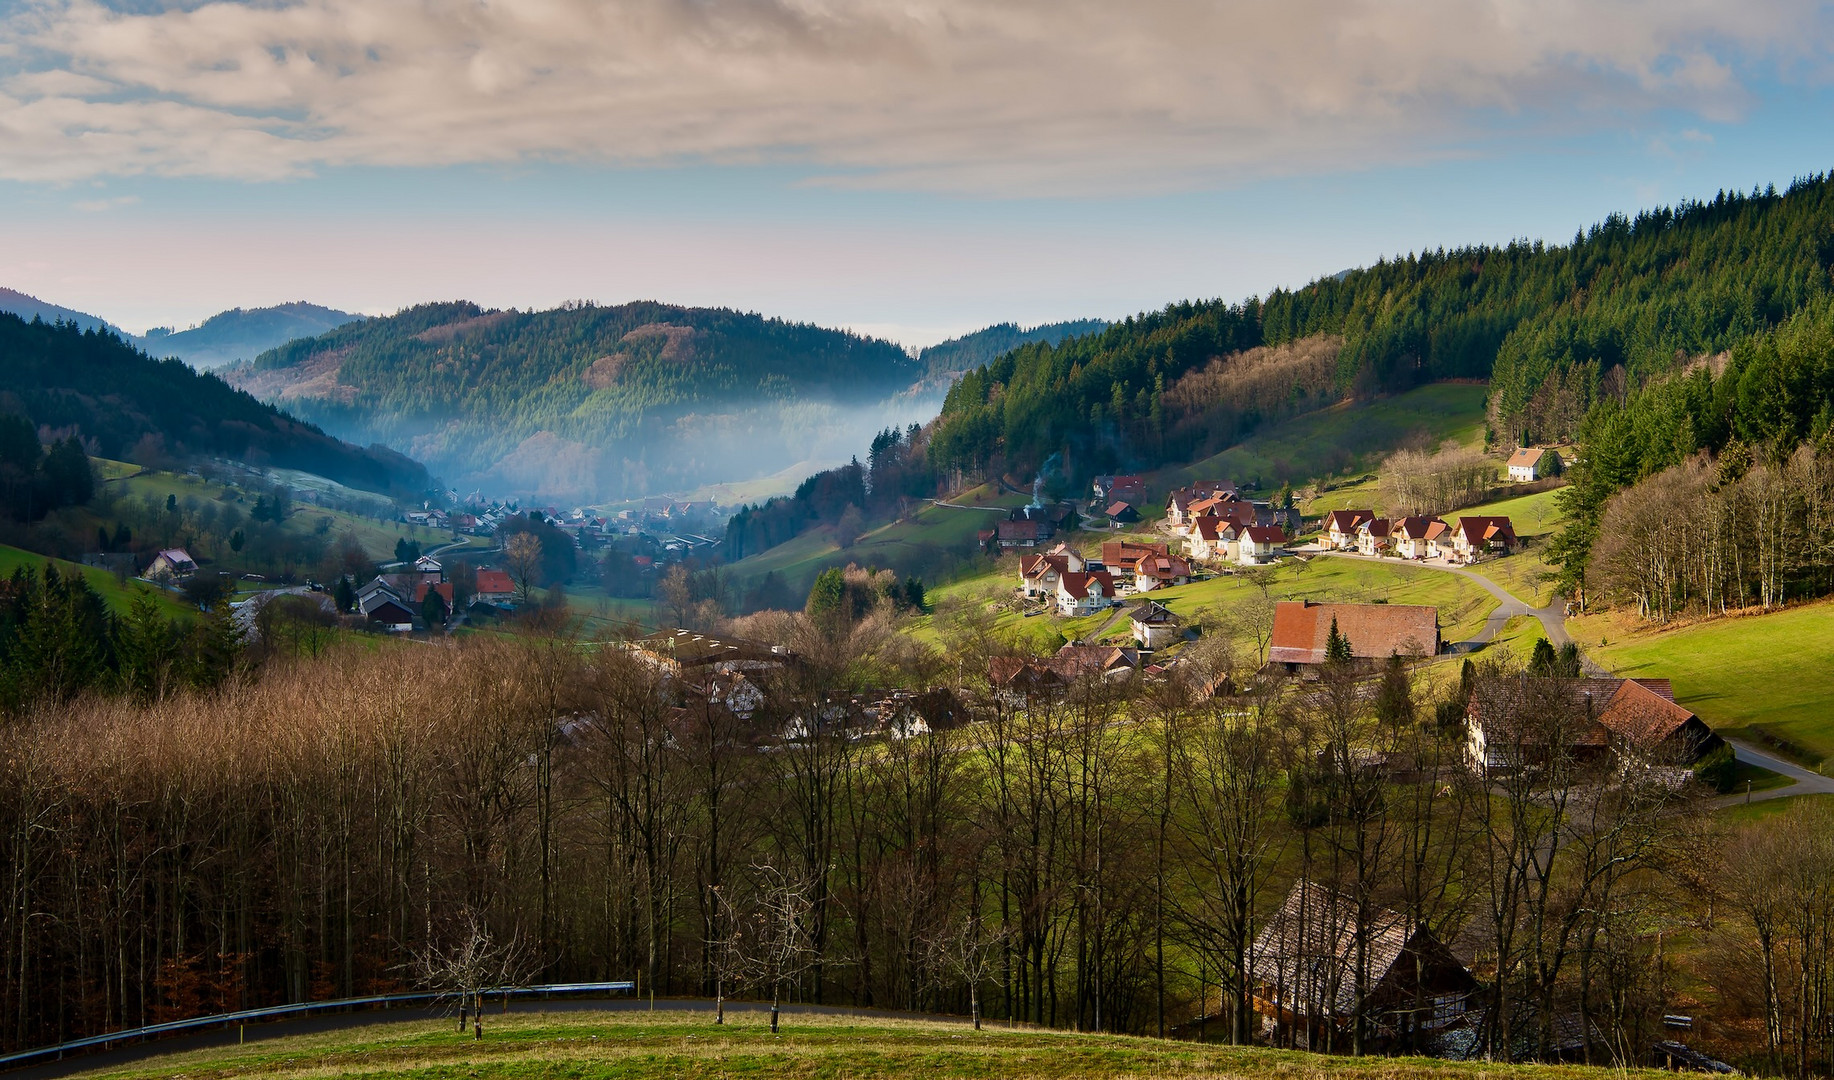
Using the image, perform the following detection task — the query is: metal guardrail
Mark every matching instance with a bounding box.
[0,981,636,1070]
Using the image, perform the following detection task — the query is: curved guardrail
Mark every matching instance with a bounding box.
[0,981,635,1070]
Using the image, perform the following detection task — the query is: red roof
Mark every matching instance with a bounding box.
[1360,518,1392,538]
[1325,509,1374,535]
[1268,600,1440,665]
[413,582,455,605]
[1243,525,1287,544]
[475,569,515,595]
[1193,517,1235,542]
[1058,570,1115,600]
[1598,679,1700,745]
[1453,516,1518,548]
[1101,541,1168,569]
[1135,555,1191,580]
[1395,516,1448,541]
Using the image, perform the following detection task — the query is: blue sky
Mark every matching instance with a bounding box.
[3,1,1833,346]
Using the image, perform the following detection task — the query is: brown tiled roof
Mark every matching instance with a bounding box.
[1268,600,1439,664]
[1105,500,1137,517]
[1395,516,1448,541]
[1598,678,1699,745]
[1192,517,1229,542]
[1359,518,1391,538]
[1243,525,1287,544]
[1102,540,1168,569]
[1454,516,1517,547]
[1508,447,1548,467]
[1136,555,1191,580]
[1325,509,1374,534]
[1058,570,1115,599]
[1021,553,1071,579]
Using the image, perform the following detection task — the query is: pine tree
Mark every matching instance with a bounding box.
[1324,616,1353,665]
[333,575,356,614]
[421,588,448,629]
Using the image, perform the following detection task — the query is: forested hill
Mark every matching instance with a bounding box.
[143,301,363,369]
[226,300,929,501]
[0,313,431,496]
[929,175,1834,480]
[917,318,1108,376]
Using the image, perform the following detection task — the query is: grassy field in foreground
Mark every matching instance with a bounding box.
[72,1009,1685,1080]
[1572,599,1834,770]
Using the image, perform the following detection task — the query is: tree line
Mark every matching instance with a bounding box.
[1,630,1824,1075]
[927,176,1834,488]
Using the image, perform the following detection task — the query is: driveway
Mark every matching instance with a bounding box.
[1308,548,1576,655]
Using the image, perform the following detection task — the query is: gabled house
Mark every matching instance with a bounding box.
[1092,474,1145,504]
[1323,510,1375,551]
[1356,518,1392,556]
[997,518,1052,549]
[1130,600,1182,649]
[1019,551,1083,599]
[1268,600,1440,671]
[1465,676,1722,773]
[357,586,416,631]
[1507,447,1558,482]
[145,548,198,580]
[1446,516,1518,563]
[1105,501,1140,526]
[1251,880,1477,1050]
[474,568,516,604]
[1102,540,1169,574]
[1392,516,1448,560]
[1055,570,1118,616]
[412,581,455,610]
[1165,481,1237,525]
[412,554,444,582]
[1132,553,1192,592]
[1186,516,1239,563]
[1238,525,1287,566]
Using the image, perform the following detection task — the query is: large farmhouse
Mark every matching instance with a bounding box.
[1268,601,1440,670]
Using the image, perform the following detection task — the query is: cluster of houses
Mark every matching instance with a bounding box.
[1017,541,1199,616]
[1091,474,1148,526]
[1320,510,1519,564]
[1166,481,1297,567]
[354,555,517,631]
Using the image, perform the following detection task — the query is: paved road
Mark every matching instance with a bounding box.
[1711,738,1834,807]
[1309,548,1575,653]
[6,998,972,1080]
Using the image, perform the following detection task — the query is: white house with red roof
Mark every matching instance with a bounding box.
[1447,516,1518,563]
[1506,447,1558,482]
[1393,516,1449,560]
[1238,525,1287,566]
[1055,570,1118,617]
[1322,509,1374,551]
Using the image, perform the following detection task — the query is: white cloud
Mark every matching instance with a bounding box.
[70,192,138,210]
[0,0,1827,193]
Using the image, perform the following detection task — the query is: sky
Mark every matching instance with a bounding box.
[3,0,1834,348]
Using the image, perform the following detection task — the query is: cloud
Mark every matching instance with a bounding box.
[70,192,138,210]
[0,0,1827,193]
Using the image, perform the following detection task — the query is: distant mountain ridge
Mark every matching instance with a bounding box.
[225,299,933,501]
[144,301,363,368]
[0,288,365,369]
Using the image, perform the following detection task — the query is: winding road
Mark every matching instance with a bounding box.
[1309,546,1832,803]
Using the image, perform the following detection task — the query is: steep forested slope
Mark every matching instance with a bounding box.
[228,300,927,500]
[0,313,429,496]
[930,176,1834,479]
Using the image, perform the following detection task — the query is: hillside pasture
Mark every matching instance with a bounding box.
[0,544,189,618]
[1573,600,1834,769]
[1161,382,1487,493]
